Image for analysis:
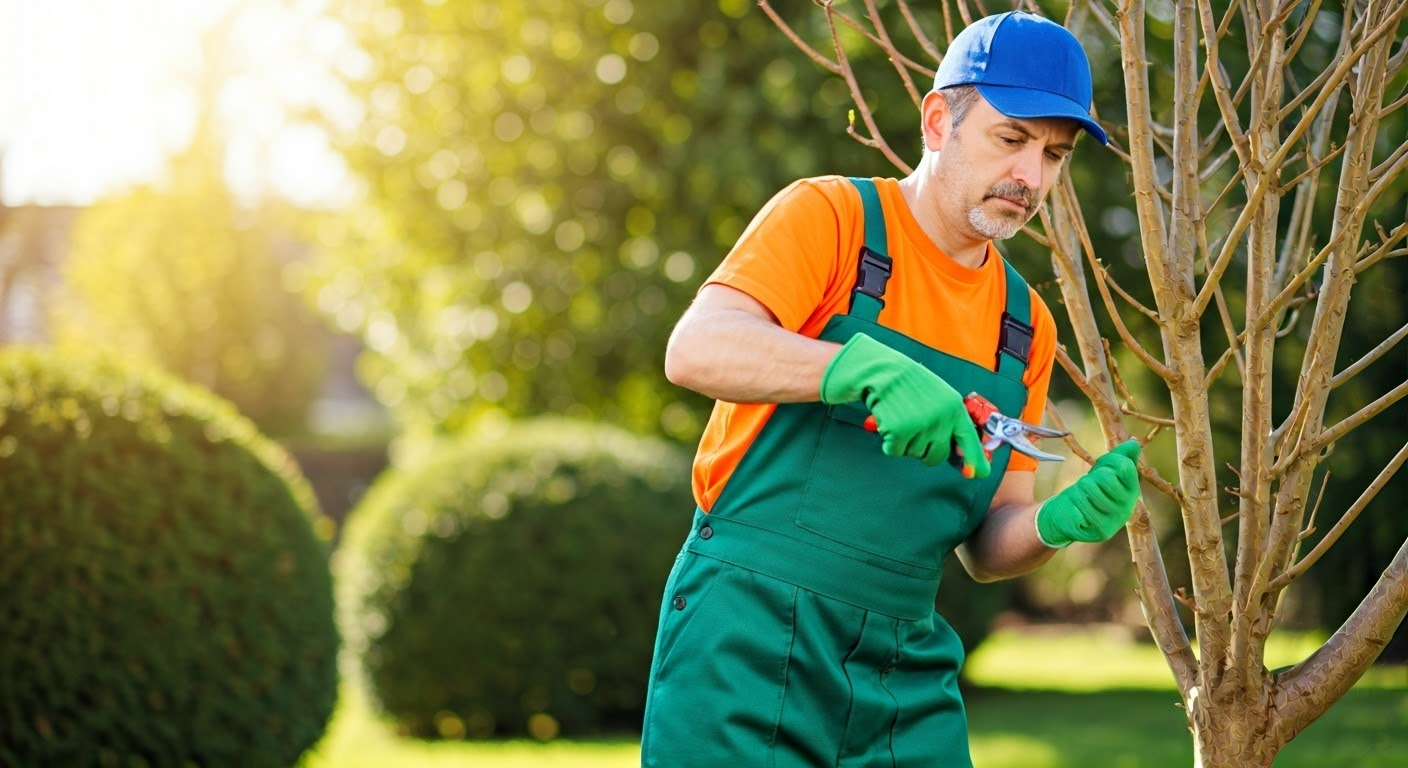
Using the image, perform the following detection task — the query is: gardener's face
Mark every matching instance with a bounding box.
[931,96,1080,240]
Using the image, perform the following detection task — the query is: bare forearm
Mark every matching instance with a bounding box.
[665,304,839,403]
[956,500,1056,582]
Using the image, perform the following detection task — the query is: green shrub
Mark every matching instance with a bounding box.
[0,348,338,767]
[336,420,692,740]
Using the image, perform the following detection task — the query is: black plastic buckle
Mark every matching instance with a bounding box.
[855,247,892,300]
[998,312,1033,365]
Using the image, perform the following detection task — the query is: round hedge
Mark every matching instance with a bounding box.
[336,419,692,740]
[0,348,338,767]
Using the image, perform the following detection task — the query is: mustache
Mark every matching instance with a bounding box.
[984,182,1036,209]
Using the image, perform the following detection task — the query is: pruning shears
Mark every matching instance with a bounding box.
[863,392,1069,478]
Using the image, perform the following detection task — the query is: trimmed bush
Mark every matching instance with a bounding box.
[337,420,692,739]
[0,348,338,767]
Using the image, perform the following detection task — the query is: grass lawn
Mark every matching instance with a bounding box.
[299,627,1408,767]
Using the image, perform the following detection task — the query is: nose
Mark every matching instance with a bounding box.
[1010,145,1045,190]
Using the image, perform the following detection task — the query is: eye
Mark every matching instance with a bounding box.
[1000,136,1022,146]
[1046,151,1066,162]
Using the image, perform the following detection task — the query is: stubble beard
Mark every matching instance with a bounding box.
[967,206,1026,240]
[967,182,1037,241]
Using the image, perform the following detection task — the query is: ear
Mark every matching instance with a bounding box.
[921,90,953,152]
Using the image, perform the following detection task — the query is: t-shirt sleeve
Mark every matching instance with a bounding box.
[1007,290,1058,473]
[701,179,846,333]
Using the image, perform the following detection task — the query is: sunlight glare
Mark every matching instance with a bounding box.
[0,0,358,207]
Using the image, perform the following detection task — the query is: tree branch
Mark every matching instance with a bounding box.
[1116,0,1172,288]
[862,0,924,107]
[1331,321,1408,389]
[1275,4,1407,126]
[1272,531,1408,744]
[1197,0,1252,169]
[1270,440,1408,592]
[1278,141,1348,193]
[822,1,913,174]
[1197,217,1247,382]
[1199,142,1239,184]
[1055,180,1172,379]
[1280,0,1324,65]
[894,0,942,62]
[758,0,842,75]
[1306,378,1408,458]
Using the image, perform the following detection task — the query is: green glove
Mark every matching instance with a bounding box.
[820,333,990,478]
[1036,440,1143,548]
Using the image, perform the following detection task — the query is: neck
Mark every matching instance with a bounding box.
[897,154,990,270]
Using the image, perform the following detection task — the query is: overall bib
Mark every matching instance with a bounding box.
[642,178,1033,767]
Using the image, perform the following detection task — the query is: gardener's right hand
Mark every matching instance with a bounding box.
[820,332,989,478]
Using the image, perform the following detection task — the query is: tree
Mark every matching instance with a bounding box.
[53,145,328,437]
[48,7,334,438]
[761,0,1408,764]
[316,0,900,442]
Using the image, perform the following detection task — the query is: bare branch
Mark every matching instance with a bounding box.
[1204,346,1238,390]
[1380,89,1408,118]
[1308,378,1408,456]
[1371,139,1408,185]
[822,2,912,174]
[1197,0,1252,168]
[1363,147,1408,212]
[1270,440,1408,591]
[1332,321,1408,388]
[1116,0,1172,283]
[1078,0,1123,41]
[758,1,842,75]
[1281,0,1324,65]
[1279,141,1349,193]
[1252,238,1334,335]
[1199,142,1239,184]
[824,1,936,79]
[1267,119,1329,319]
[1043,398,1097,466]
[1276,4,1407,126]
[1055,345,1111,414]
[1204,161,1247,213]
[1273,532,1408,743]
[894,0,942,62]
[861,0,925,107]
[1354,218,1408,274]
[1389,34,1408,77]
[1124,407,1176,427]
[1198,219,1247,381]
[1055,182,1171,377]
[1044,177,1193,693]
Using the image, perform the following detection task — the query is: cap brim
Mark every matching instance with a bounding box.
[976,84,1109,145]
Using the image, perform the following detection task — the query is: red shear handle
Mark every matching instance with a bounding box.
[862,414,978,478]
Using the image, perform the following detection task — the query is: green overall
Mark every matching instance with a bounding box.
[641,178,1032,767]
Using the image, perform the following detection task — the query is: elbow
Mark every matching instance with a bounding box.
[954,545,1010,583]
[965,566,1005,584]
[663,324,703,391]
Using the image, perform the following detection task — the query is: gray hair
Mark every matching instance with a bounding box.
[922,85,981,153]
[941,84,982,129]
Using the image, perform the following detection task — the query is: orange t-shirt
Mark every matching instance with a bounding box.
[691,175,1058,512]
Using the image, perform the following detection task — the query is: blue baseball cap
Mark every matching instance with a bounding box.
[934,11,1107,145]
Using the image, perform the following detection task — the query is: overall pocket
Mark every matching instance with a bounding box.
[794,403,977,573]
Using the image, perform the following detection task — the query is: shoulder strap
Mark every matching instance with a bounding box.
[844,177,891,323]
[997,260,1033,378]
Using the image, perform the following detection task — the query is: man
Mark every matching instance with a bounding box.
[641,11,1142,767]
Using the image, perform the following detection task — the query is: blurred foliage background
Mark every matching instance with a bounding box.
[1,0,1405,757]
